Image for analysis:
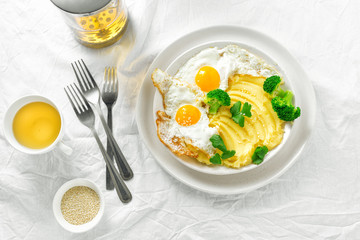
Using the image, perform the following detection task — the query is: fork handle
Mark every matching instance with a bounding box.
[95,105,134,180]
[106,106,114,190]
[91,129,132,203]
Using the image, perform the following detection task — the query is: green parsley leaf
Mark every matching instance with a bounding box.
[210,134,236,162]
[230,101,252,127]
[221,150,236,159]
[230,101,241,116]
[210,153,222,164]
[210,134,227,152]
[242,102,252,117]
[232,114,245,127]
[252,146,269,165]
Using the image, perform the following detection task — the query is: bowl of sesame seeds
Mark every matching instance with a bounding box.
[53,178,105,233]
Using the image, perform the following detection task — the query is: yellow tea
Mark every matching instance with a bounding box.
[51,0,128,48]
[13,102,61,149]
[74,3,128,48]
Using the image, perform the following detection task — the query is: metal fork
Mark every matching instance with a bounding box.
[71,59,133,181]
[64,83,132,203]
[102,67,118,190]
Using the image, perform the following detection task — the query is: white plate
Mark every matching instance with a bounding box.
[136,25,316,195]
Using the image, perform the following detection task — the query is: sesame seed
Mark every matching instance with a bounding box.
[61,186,100,225]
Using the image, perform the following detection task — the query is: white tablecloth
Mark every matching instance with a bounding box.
[1,0,359,239]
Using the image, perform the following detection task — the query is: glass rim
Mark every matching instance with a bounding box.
[50,0,113,15]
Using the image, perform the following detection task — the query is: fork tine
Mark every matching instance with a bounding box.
[75,61,91,90]
[72,63,87,92]
[73,83,92,110]
[103,67,107,93]
[77,60,92,89]
[110,67,114,91]
[113,67,118,92]
[105,67,111,92]
[65,83,88,113]
[81,59,98,88]
[64,86,81,114]
[69,84,86,112]
[69,83,87,112]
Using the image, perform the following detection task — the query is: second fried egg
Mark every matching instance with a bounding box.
[152,69,218,156]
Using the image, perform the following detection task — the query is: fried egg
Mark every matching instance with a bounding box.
[175,45,278,92]
[152,69,218,158]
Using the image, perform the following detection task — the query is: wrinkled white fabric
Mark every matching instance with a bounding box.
[1,0,360,239]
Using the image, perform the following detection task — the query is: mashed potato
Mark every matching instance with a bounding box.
[196,74,284,168]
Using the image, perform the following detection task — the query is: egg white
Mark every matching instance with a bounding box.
[174,45,279,92]
[152,69,218,155]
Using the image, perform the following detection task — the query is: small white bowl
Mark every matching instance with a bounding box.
[3,95,70,155]
[53,178,105,233]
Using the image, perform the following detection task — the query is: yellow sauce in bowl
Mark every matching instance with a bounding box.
[12,102,61,149]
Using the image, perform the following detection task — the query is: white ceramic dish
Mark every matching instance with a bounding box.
[52,178,105,233]
[136,25,316,194]
[3,95,72,155]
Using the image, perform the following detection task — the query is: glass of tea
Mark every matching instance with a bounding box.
[51,0,128,48]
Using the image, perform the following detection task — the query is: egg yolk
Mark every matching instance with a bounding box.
[195,66,220,92]
[175,105,201,126]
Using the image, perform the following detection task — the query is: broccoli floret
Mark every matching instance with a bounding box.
[263,75,301,121]
[204,89,231,114]
[263,75,286,97]
[271,91,301,121]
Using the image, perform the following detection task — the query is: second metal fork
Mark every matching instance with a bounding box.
[102,67,119,190]
[71,59,133,181]
[64,83,132,203]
